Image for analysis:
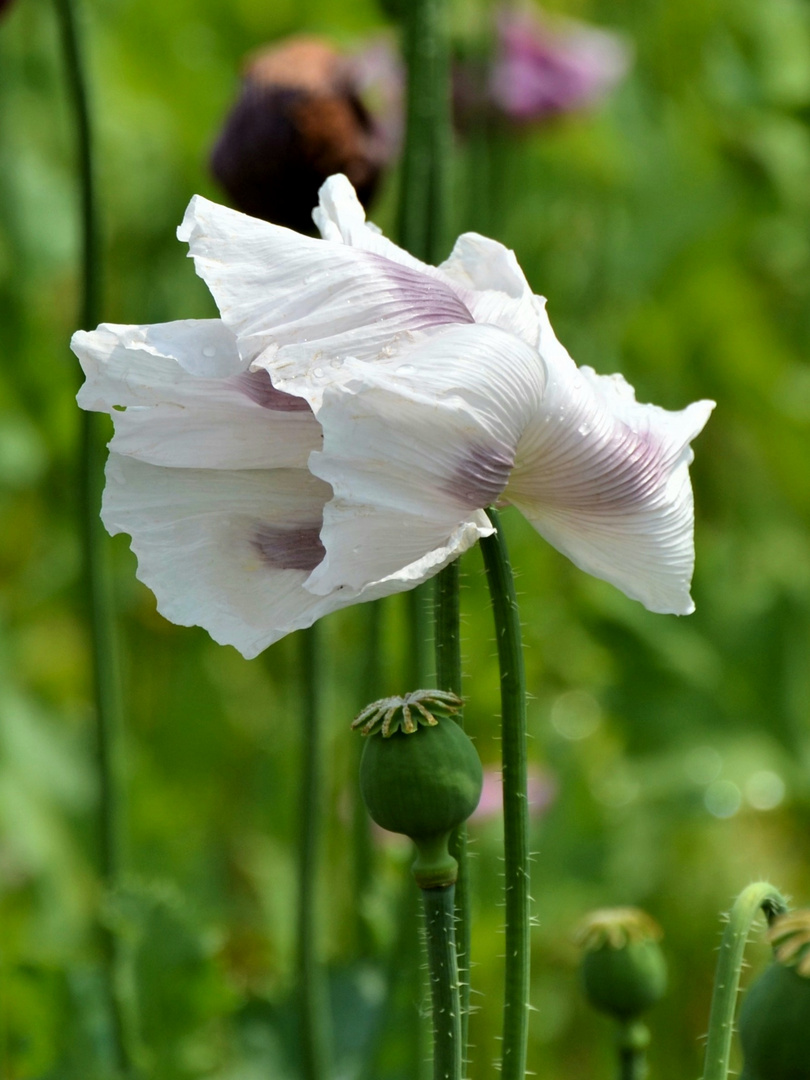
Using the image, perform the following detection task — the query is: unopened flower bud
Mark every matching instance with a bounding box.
[739,910,810,1080]
[576,907,667,1020]
[210,36,396,233]
[354,691,483,888]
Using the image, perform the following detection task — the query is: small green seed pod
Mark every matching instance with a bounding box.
[354,691,483,888]
[576,908,668,1020]
[739,910,810,1080]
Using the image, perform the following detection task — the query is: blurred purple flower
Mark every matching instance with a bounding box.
[210,36,400,233]
[471,765,557,823]
[489,8,631,123]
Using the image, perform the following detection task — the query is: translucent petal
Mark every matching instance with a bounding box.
[439,232,549,347]
[102,454,489,658]
[304,323,544,595]
[101,455,341,657]
[506,335,715,613]
[73,321,320,470]
[177,195,473,401]
[313,174,429,272]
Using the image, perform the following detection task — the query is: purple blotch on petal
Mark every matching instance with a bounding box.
[235,369,312,411]
[449,441,515,509]
[252,523,325,571]
[366,253,475,329]
[531,423,671,511]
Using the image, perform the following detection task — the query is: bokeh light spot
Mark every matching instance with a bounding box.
[551,690,602,740]
[704,780,742,818]
[745,770,785,811]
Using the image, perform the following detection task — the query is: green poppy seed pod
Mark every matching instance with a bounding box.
[576,908,667,1020]
[739,910,810,1080]
[354,691,483,888]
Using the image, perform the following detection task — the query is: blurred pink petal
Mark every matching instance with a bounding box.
[490,8,632,122]
[471,765,557,822]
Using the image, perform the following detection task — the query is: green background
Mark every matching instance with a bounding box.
[2,0,810,1076]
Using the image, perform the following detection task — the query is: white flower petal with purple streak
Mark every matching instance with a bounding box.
[73,320,320,470]
[101,455,340,658]
[75,174,713,658]
[506,335,714,613]
[178,194,475,407]
[304,323,544,596]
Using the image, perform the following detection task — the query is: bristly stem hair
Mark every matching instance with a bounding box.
[481,507,531,1080]
[397,0,463,1072]
[701,881,788,1080]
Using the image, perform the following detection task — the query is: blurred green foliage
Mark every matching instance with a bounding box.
[2,0,810,1076]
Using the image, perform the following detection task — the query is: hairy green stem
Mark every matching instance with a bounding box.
[435,561,471,1056]
[701,882,788,1080]
[297,624,332,1080]
[352,603,383,957]
[396,1,454,1075]
[480,508,530,1080]
[52,0,129,1071]
[422,885,462,1080]
[408,584,434,686]
[397,0,452,264]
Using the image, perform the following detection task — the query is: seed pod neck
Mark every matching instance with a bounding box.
[412,832,458,889]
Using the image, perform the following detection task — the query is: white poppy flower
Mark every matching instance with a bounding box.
[72,175,713,659]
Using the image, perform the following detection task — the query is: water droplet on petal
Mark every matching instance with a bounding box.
[202,346,216,358]
[314,367,324,378]
[396,365,416,376]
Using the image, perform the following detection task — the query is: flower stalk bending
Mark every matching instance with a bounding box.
[53,0,129,1071]
[480,508,530,1080]
[701,882,788,1080]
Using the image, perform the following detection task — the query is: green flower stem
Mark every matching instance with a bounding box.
[617,1020,649,1080]
[422,884,463,1080]
[396,1,455,1076]
[408,584,434,686]
[52,0,129,1071]
[352,603,383,957]
[297,624,332,1080]
[480,508,531,1080]
[397,0,451,264]
[435,561,471,1054]
[702,881,788,1080]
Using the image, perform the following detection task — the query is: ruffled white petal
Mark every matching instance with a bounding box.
[102,453,491,658]
[101,455,341,657]
[505,331,714,614]
[72,320,320,470]
[438,232,549,347]
[177,195,474,404]
[313,174,429,273]
[313,177,548,349]
[303,323,545,596]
